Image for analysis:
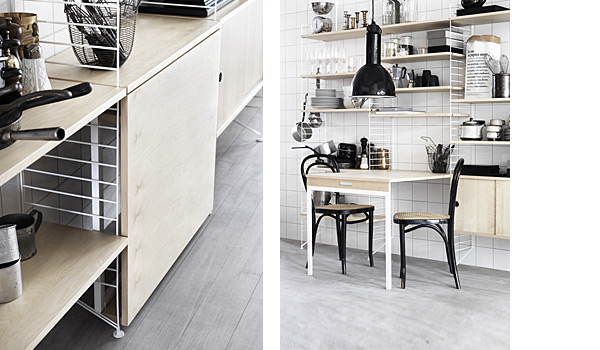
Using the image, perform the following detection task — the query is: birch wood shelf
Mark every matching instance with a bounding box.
[0,223,128,350]
[451,140,510,145]
[0,80,125,187]
[301,72,356,79]
[451,98,510,103]
[302,109,371,113]
[370,113,469,118]
[450,10,510,26]
[397,86,462,93]
[381,52,465,64]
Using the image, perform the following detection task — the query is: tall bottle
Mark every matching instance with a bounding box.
[403,0,418,23]
[383,0,401,25]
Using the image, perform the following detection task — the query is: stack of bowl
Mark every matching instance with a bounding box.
[311,89,343,109]
[486,119,505,141]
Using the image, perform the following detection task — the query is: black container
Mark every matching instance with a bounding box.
[337,143,357,159]
[461,164,500,176]
[457,5,508,16]
[427,45,464,54]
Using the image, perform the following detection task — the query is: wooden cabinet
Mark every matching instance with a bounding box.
[217,0,263,135]
[455,177,510,238]
[120,31,221,325]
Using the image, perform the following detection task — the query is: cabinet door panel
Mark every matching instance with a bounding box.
[121,31,221,325]
[495,181,510,237]
[455,179,496,235]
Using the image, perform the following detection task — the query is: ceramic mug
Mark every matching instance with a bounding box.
[0,210,42,261]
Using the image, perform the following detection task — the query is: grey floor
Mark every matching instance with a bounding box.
[280,238,510,350]
[36,95,263,350]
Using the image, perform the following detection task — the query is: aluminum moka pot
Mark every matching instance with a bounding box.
[0,224,23,303]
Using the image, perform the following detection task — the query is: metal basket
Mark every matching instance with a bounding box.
[425,144,453,173]
[64,0,141,68]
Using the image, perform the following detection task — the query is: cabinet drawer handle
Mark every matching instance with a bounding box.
[339,181,353,186]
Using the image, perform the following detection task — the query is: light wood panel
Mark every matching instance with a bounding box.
[46,14,220,93]
[397,86,462,93]
[455,178,496,235]
[495,181,510,237]
[450,10,510,26]
[120,31,221,325]
[301,27,366,41]
[0,223,127,350]
[302,109,371,113]
[0,80,125,187]
[451,140,510,145]
[370,113,469,118]
[217,0,263,133]
[451,98,510,103]
[301,72,356,79]
[381,52,465,64]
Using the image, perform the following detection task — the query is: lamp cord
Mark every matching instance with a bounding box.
[371,0,375,23]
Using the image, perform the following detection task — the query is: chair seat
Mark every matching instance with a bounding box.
[316,204,374,215]
[393,212,450,224]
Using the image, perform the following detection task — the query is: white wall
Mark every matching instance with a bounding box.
[280,0,510,270]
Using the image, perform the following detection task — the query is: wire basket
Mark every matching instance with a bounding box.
[425,144,453,173]
[64,0,141,68]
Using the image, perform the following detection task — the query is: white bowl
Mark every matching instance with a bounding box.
[486,131,500,139]
[486,125,502,132]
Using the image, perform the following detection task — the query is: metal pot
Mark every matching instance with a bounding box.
[312,191,332,207]
[311,2,334,15]
[292,94,313,142]
[314,140,337,155]
[311,16,332,33]
[0,224,19,264]
[460,118,485,141]
[0,256,22,303]
[308,112,322,128]
[0,210,42,261]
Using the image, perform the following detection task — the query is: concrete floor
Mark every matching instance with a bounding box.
[36,95,263,350]
[280,238,510,349]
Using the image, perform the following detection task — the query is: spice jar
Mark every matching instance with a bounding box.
[399,35,413,55]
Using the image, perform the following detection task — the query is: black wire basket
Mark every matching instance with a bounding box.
[425,144,453,173]
[64,0,141,68]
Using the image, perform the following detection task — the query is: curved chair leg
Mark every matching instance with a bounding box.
[336,214,343,260]
[341,214,348,274]
[368,210,374,267]
[448,226,461,289]
[399,224,406,289]
[306,212,321,269]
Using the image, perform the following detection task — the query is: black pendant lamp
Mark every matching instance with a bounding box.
[351,0,396,98]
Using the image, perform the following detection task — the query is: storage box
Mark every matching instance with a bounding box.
[427,37,464,48]
[427,29,463,41]
[427,46,464,54]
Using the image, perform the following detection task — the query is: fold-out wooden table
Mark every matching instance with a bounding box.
[306,169,451,290]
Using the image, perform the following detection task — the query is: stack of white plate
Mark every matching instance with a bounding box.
[311,89,343,109]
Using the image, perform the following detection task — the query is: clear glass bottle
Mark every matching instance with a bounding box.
[383,0,401,25]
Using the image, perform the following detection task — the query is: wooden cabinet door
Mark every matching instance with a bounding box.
[495,181,510,237]
[455,179,496,235]
[217,0,263,134]
[120,31,221,325]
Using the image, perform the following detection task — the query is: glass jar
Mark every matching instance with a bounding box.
[399,36,413,55]
[403,0,418,23]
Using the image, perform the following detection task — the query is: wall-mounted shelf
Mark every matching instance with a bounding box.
[397,86,462,93]
[450,10,510,26]
[302,109,371,113]
[0,223,128,350]
[382,18,450,35]
[301,72,356,79]
[451,140,510,145]
[451,98,510,104]
[370,113,469,118]
[0,80,125,187]
[301,27,366,41]
[381,52,465,64]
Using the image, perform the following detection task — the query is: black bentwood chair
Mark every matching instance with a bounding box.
[393,158,465,289]
[301,154,375,274]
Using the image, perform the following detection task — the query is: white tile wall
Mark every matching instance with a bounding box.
[280,0,510,271]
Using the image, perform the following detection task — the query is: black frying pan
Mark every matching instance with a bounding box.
[0,82,93,150]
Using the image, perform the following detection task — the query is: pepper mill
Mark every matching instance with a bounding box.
[21,43,51,94]
[359,137,369,170]
[343,11,351,30]
[355,12,361,28]
[0,18,22,58]
[361,10,368,27]
[351,17,356,29]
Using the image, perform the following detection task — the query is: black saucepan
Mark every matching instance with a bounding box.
[0,82,93,150]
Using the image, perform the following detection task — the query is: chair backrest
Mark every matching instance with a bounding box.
[447,158,465,220]
[300,153,340,191]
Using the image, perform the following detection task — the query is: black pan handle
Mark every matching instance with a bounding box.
[3,90,72,115]
[65,82,93,98]
[0,82,22,98]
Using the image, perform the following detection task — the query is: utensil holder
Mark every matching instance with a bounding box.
[493,74,510,98]
[425,146,452,173]
[64,0,141,68]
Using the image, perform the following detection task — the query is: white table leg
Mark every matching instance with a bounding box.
[307,186,313,275]
[385,190,392,290]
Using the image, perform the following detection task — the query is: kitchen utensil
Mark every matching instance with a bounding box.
[314,140,337,155]
[311,2,334,15]
[486,131,500,140]
[383,0,401,25]
[337,143,357,159]
[343,11,351,30]
[460,118,485,140]
[493,73,510,98]
[499,54,509,74]
[490,119,505,126]
[376,148,390,170]
[292,94,313,142]
[0,82,23,98]
[486,125,502,132]
[461,0,486,9]
[359,137,369,169]
[390,64,407,88]
[0,83,92,150]
[361,10,368,27]
[314,89,336,97]
[484,54,502,75]
[0,255,22,303]
[21,43,52,94]
[0,210,42,261]
[429,75,439,87]
[64,0,140,68]
[424,141,453,173]
[0,17,22,59]
[312,191,332,206]
[422,70,431,87]
[0,13,39,59]
[0,224,20,264]
[403,0,418,22]
[308,112,322,128]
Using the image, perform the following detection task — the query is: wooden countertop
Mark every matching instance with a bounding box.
[307,169,451,184]
[0,80,125,187]
[0,223,128,350]
[46,0,254,93]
